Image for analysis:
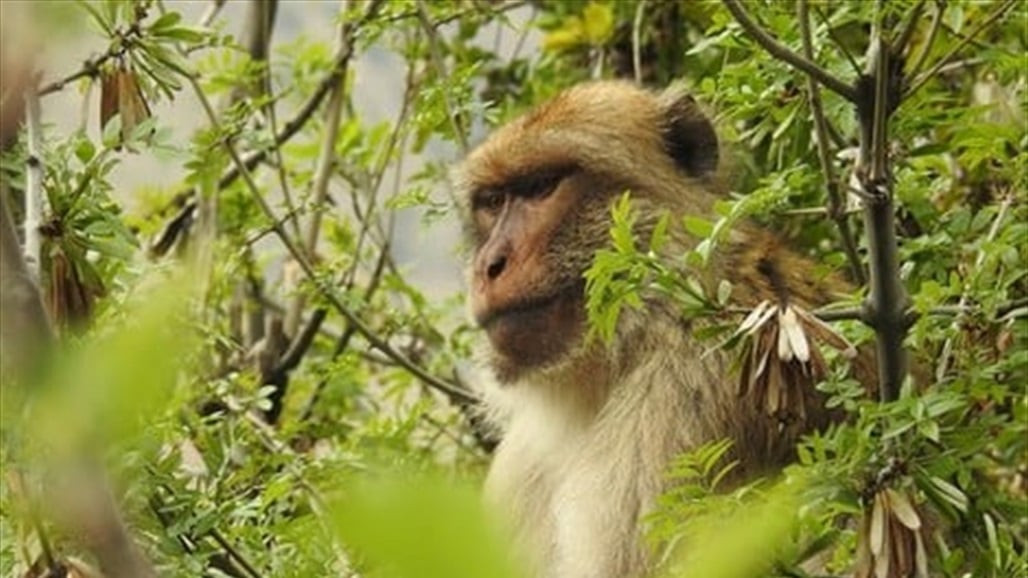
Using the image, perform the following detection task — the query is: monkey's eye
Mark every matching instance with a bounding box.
[507,170,567,200]
[472,189,507,214]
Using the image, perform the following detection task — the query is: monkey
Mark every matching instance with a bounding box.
[455,81,872,578]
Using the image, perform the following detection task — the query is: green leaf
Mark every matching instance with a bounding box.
[74,137,96,163]
[716,280,733,306]
[332,472,522,578]
[581,2,614,44]
[683,215,714,238]
[149,10,182,31]
[101,114,123,148]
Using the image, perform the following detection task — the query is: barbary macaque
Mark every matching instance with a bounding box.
[456,81,868,578]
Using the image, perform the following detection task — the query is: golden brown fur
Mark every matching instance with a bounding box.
[456,81,859,578]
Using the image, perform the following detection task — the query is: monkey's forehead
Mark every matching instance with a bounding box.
[455,81,674,192]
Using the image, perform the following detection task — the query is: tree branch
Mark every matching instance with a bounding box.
[185,61,479,407]
[722,0,857,102]
[906,0,944,80]
[798,0,866,286]
[416,0,470,154]
[894,0,927,57]
[23,81,43,280]
[858,19,909,401]
[0,181,53,382]
[904,0,1017,98]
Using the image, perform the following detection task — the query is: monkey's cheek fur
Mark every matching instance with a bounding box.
[482,290,585,380]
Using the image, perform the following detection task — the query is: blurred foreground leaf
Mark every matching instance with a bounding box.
[331,471,522,578]
[665,475,805,578]
[7,267,199,455]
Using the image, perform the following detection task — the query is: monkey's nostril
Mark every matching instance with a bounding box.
[487,256,507,280]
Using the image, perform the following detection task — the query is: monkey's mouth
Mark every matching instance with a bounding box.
[477,284,585,373]
[477,291,562,328]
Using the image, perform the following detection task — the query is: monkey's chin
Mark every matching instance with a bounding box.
[480,289,585,383]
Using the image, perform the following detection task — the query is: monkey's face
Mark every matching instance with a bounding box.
[466,167,613,381]
[458,81,720,382]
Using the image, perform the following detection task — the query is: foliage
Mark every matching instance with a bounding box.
[0,0,1024,577]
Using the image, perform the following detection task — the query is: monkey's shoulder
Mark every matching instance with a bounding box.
[720,228,851,308]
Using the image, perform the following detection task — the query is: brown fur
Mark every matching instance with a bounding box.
[456,81,862,578]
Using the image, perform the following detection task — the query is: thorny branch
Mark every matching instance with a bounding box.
[723,0,1018,400]
[858,14,909,402]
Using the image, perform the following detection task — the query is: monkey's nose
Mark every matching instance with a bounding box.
[486,255,507,280]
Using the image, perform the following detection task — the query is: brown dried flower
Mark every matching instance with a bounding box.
[856,487,929,578]
[733,301,857,424]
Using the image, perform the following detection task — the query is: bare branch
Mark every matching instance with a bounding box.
[285,4,350,337]
[631,0,647,84]
[894,0,927,56]
[0,187,53,381]
[858,18,909,401]
[906,0,944,80]
[935,193,1013,381]
[722,0,857,102]
[798,0,866,285]
[23,81,43,279]
[811,4,862,77]
[185,65,478,408]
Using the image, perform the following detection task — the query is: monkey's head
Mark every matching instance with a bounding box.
[456,81,720,382]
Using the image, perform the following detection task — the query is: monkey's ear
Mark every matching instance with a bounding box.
[660,90,719,178]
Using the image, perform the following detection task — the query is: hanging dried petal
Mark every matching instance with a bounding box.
[99,65,119,129]
[737,299,773,335]
[779,306,811,362]
[794,306,858,358]
[885,488,922,530]
[914,530,928,578]
[870,491,887,557]
[117,65,152,141]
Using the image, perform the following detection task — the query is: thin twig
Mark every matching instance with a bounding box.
[632,0,647,84]
[209,529,264,578]
[722,0,857,102]
[37,55,108,97]
[894,0,927,57]
[811,4,862,77]
[905,0,1017,98]
[198,0,228,28]
[185,70,478,407]
[934,193,1013,382]
[285,2,352,337]
[156,1,382,220]
[798,0,866,285]
[781,206,862,218]
[416,0,470,154]
[906,0,944,80]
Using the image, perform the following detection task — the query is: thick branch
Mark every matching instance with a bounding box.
[722,0,857,102]
[0,185,53,381]
[23,82,43,279]
[858,31,909,401]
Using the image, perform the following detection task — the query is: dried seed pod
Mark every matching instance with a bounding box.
[857,487,929,578]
